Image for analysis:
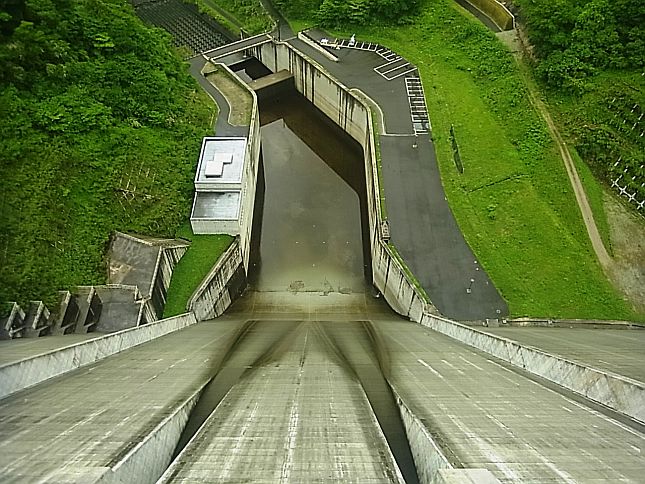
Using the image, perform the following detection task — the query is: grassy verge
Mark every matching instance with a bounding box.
[204,64,253,125]
[189,0,240,36]
[368,106,388,218]
[289,19,316,33]
[163,224,234,317]
[326,1,637,319]
[512,59,615,257]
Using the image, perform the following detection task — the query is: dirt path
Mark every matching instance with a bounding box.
[522,77,612,270]
[497,31,645,313]
[497,31,611,269]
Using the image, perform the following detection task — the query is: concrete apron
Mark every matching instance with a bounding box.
[0,313,197,400]
[420,313,645,425]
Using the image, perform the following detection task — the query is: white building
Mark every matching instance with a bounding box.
[190,137,247,235]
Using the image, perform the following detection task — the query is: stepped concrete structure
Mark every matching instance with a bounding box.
[2,11,644,484]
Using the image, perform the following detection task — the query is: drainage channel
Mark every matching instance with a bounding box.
[133,6,422,470]
[172,319,302,458]
[319,321,421,484]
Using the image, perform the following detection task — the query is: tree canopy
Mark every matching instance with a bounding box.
[0,0,214,305]
[273,0,421,27]
[516,0,644,90]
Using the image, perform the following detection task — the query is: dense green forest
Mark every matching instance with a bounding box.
[0,0,215,306]
[273,0,422,27]
[514,0,644,208]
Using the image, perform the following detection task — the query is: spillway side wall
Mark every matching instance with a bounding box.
[238,67,261,272]
[96,385,205,484]
[420,313,645,425]
[253,40,427,322]
[461,0,514,30]
[0,312,198,399]
[187,239,245,321]
[392,386,453,484]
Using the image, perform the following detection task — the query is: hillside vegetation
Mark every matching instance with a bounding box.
[188,0,273,35]
[0,0,215,306]
[273,0,422,27]
[274,0,638,319]
[515,0,644,212]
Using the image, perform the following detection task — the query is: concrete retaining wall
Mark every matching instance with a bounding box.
[393,388,453,484]
[392,387,500,484]
[239,71,261,272]
[420,313,645,424]
[462,0,514,30]
[0,312,197,400]
[187,239,245,321]
[102,385,204,484]
[254,41,429,322]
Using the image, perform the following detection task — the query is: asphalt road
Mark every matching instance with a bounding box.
[284,35,508,320]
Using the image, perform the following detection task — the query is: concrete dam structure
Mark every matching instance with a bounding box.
[1,13,644,484]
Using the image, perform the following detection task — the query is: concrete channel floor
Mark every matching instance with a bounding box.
[481,326,645,383]
[161,320,405,483]
[375,320,645,483]
[1,304,644,482]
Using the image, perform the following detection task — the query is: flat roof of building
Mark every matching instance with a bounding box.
[195,137,246,185]
[192,191,241,220]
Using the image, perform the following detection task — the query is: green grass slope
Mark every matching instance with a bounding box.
[324,2,636,319]
[163,225,233,317]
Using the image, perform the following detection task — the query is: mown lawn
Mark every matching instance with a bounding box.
[323,1,637,319]
[163,224,233,317]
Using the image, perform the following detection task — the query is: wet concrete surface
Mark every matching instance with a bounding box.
[482,326,645,382]
[163,321,408,483]
[250,91,370,295]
